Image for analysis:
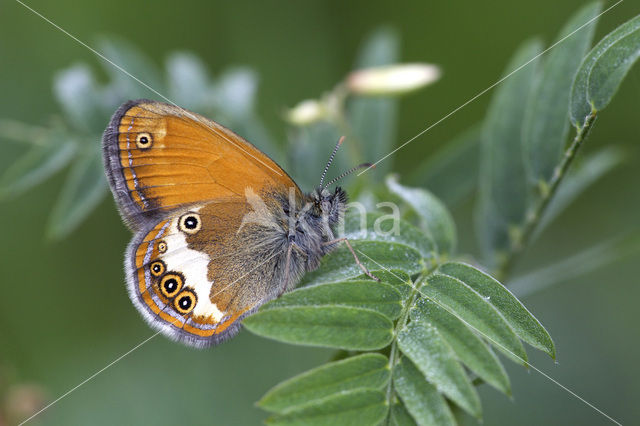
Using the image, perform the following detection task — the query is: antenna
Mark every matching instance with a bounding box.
[319,136,344,187]
[323,163,375,190]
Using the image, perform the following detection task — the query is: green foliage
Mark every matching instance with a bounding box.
[386,176,457,256]
[473,1,640,271]
[398,321,481,418]
[299,213,434,285]
[258,353,390,414]
[571,14,640,127]
[265,389,388,426]
[262,280,403,320]
[476,38,543,264]
[408,125,480,207]
[522,2,601,184]
[419,273,528,365]
[393,357,456,426]
[250,211,554,424]
[412,299,509,395]
[2,2,640,424]
[244,305,394,350]
[0,123,76,199]
[250,4,640,424]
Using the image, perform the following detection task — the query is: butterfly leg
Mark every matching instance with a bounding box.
[323,238,380,282]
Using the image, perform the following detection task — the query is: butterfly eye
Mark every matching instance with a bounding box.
[136,132,153,150]
[159,273,183,298]
[178,213,201,234]
[157,241,168,253]
[150,260,166,277]
[174,291,197,315]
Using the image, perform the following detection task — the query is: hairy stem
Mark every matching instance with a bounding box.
[498,111,598,280]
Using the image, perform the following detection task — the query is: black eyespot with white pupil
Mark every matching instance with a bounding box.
[174,291,197,315]
[159,273,183,298]
[150,260,165,277]
[179,213,201,234]
[165,279,177,292]
[135,132,152,150]
[179,297,191,309]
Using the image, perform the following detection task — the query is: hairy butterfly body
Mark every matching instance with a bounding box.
[103,99,372,347]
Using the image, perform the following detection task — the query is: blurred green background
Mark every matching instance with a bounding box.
[1,0,639,424]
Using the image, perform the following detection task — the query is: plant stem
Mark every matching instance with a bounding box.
[498,112,598,280]
[383,272,423,424]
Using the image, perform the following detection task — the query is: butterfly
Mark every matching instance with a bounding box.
[102,99,377,347]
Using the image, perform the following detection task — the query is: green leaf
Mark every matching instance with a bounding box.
[393,357,456,426]
[535,146,624,238]
[216,67,258,118]
[259,354,390,414]
[350,269,414,299]
[412,298,510,395]
[301,213,434,285]
[476,38,543,263]
[389,403,418,426]
[263,280,403,320]
[0,119,51,145]
[571,15,640,127]
[301,241,423,287]
[98,36,164,100]
[244,306,393,350]
[397,322,481,418]
[0,133,76,200]
[409,125,481,207]
[348,27,399,178]
[523,2,601,183]
[47,146,107,239]
[588,16,640,112]
[386,175,457,255]
[53,64,107,134]
[166,51,212,110]
[438,262,554,358]
[420,273,528,364]
[350,269,411,287]
[266,389,387,426]
[215,67,281,163]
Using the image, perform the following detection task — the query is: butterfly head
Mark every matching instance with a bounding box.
[308,185,348,225]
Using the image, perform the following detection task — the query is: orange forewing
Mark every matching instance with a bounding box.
[115,101,300,214]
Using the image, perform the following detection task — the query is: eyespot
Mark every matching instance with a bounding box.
[136,132,152,150]
[149,260,166,277]
[157,241,168,253]
[174,290,197,315]
[178,213,201,234]
[159,273,183,298]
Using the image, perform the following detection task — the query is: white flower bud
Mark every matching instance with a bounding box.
[285,99,326,125]
[347,63,441,96]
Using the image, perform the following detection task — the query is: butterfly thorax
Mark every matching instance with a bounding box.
[271,186,347,274]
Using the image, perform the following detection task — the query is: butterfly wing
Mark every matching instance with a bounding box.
[128,199,290,346]
[103,99,300,345]
[102,99,300,230]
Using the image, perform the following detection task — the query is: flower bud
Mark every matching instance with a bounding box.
[285,99,326,125]
[347,63,441,96]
